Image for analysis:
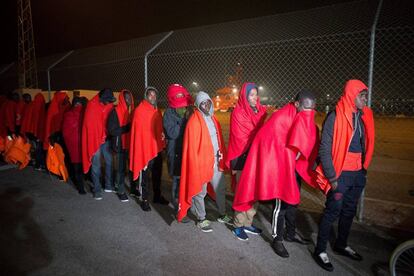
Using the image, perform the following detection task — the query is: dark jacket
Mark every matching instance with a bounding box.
[319,110,366,183]
[163,108,188,176]
[107,109,130,153]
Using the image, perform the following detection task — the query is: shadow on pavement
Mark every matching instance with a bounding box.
[0,187,53,275]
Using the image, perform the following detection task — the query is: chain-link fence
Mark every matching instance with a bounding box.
[1,0,413,229]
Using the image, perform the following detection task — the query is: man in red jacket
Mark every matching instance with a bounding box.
[62,97,87,194]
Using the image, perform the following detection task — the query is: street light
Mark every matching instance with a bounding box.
[192,81,198,87]
[258,86,264,90]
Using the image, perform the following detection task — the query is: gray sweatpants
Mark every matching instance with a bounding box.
[190,164,226,221]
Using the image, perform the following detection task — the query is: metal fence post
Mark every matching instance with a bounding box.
[144,31,173,88]
[358,0,383,222]
[47,50,74,101]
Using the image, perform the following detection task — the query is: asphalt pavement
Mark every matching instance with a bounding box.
[0,164,411,276]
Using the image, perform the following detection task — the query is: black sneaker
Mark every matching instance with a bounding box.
[153,196,169,205]
[78,189,87,195]
[313,252,334,272]
[271,240,289,258]
[118,193,129,202]
[140,200,151,211]
[285,233,311,245]
[333,246,363,261]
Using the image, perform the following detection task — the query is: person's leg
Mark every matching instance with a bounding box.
[335,173,365,250]
[284,204,297,239]
[101,141,114,191]
[73,162,85,194]
[315,176,348,254]
[91,148,102,199]
[35,140,45,169]
[117,150,126,195]
[152,153,167,203]
[272,199,287,240]
[210,165,226,216]
[171,176,180,211]
[191,183,208,221]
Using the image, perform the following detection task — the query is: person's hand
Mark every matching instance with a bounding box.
[330,181,338,191]
[231,170,237,176]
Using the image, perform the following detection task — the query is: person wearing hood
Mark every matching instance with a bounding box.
[232,91,319,257]
[44,91,71,150]
[129,87,169,211]
[226,82,267,241]
[313,80,375,272]
[177,91,229,233]
[107,89,134,202]
[62,96,88,194]
[163,84,193,220]
[82,89,116,200]
[3,92,20,137]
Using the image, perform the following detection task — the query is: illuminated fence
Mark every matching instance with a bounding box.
[1,0,413,229]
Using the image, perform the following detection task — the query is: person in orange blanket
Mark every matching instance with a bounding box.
[226,82,267,241]
[313,80,375,272]
[232,91,319,255]
[44,91,71,150]
[107,89,134,202]
[20,93,46,171]
[177,91,230,233]
[62,97,88,194]
[82,89,116,200]
[129,87,169,211]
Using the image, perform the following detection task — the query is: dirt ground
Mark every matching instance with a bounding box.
[214,111,414,231]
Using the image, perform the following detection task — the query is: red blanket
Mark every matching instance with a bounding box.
[115,89,134,149]
[177,110,226,222]
[233,103,319,211]
[82,94,113,173]
[226,82,267,169]
[44,91,70,149]
[315,80,375,194]
[21,93,46,141]
[62,105,84,163]
[129,100,165,181]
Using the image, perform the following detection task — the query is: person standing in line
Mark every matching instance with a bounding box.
[313,80,375,272]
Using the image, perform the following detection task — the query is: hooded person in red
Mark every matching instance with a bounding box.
[313,80,375,272]
[107,89,134,202]
[20,93,46,170]
[82,89,116,200]
[226,82,267,240]
[233,91,319,254]
[129,87,169,211]
[43,91,71,150]
[62,97,88,194]
[177,91,230,232]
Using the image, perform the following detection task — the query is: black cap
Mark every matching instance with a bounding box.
[99,88,116,103]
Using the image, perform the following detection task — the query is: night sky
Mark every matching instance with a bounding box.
[1,0,354,64]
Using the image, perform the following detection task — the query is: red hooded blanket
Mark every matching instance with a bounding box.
[82,94,113,173]
[44,91,70,149]
[315,80,375,194]
[21,93,46,141]
[232,103,319,212]
[115,89,134,150]
[129,100,165,181]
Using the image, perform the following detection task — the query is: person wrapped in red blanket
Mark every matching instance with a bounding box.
[129,87,169,211]
[233,91,319,256]
[177,91,230,233]
[313,80,375,272]
[225,82,267,240]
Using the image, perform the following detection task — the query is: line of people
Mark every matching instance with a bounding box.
[0,79,375,272]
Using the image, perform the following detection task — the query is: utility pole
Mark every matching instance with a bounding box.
[17,0,38,88]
